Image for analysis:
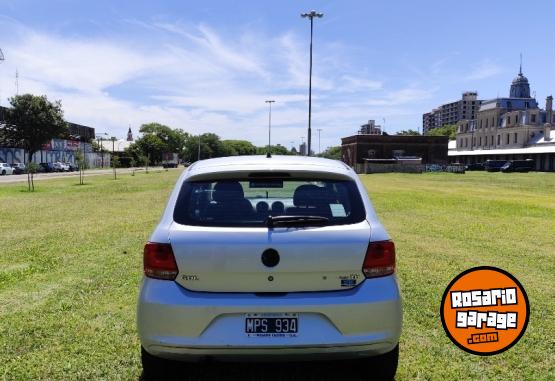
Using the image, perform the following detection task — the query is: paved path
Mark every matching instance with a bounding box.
[0,167,171,184]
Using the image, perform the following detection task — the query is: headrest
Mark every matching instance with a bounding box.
[271,201,285,213]
[213,181,245,203]
[293,184,333,207]
[256,202,269,213]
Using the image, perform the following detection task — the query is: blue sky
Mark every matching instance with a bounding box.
[1,0,555,150]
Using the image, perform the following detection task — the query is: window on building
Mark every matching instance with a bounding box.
[506,134,509,144]
[480,119,483,129]
[507,101,512,109]
[514,133,518,143]
[507,116,511,125]
[497,135,500,145]
[525,101,529,108]
[486,118,489,128]
[491,136,494,145]
[492,117,495,126]
[479,137,482,146]
[531,114,536,123]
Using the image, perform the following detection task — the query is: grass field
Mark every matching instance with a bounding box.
[0,170,553,380]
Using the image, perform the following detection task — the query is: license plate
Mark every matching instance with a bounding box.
[245,313,298,337]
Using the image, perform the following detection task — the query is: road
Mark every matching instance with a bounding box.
[0,167,170,184]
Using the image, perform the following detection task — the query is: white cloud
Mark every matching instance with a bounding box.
[466,59,503,81]
[0,17,430,146]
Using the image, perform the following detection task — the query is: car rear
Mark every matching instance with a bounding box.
[137,156,402,378]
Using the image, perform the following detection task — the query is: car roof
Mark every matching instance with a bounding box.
[185,155,354,180]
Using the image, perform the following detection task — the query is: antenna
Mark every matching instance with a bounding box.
[519,53,523,75]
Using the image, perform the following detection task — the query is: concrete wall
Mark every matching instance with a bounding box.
[0,139,110,168]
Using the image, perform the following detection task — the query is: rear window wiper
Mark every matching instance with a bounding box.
[266,215,329,228]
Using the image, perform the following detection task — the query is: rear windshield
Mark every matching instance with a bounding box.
[173,179,366,227]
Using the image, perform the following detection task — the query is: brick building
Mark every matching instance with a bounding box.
[341,134,449,168]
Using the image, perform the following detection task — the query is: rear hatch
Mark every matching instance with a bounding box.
[169,176,370,293]
[169,222,370,292]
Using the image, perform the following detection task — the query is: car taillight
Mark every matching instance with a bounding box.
[143,242,178,280]
[362,240,396,278]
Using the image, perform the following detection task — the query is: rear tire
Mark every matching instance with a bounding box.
[360,344,399,381]
[1,170,5,176]
[141,346,179,380]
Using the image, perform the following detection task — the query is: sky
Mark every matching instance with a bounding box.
[1,0,555,151]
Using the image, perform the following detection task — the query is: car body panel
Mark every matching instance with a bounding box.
[169,221,370,292]
[138,276,402,361]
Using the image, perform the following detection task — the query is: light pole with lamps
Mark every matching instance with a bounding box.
[301,10,323,156]
[265,100,275,157]
[0,48,4,107]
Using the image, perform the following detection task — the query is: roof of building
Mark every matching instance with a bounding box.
[186,155,353,179]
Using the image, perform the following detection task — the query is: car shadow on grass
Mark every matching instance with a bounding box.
[138,359,395,381]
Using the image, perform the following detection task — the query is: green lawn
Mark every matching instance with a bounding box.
[0,170,553,380]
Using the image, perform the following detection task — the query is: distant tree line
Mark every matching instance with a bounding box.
[396,124,456,140]
[120,123,297,166]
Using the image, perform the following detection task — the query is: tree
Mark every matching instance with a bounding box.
[255,145,291,155]
[426,124,457,140]
[2,94,68,163]
[133,134,166,164]
[75,150,86,185]
[26,162,39,192]
[140,123,188,156]
[396,129,421,136]
[317,146,342,160]
[112,155,120,180]
[182,133,227,163]
[221,140,257,156]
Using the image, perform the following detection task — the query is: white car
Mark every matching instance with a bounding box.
[53,162,69,172]
[137,155,402,379]
[0,163,14,175]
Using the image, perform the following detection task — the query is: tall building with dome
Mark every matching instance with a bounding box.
[509,64,531,98]
[451,66,555,171]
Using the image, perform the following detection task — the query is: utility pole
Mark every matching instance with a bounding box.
[265,100,275,158]
[0,49,4,107]
[301,10,323,156]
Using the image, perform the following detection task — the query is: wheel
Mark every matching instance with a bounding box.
[141,346,179,379]
[358,344,399,381]
[1,170,5,176]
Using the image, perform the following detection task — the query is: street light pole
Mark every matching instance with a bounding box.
[301,10,323,156]
[317,128,322,154]
[0,48,4,107]
[265,100,275,158]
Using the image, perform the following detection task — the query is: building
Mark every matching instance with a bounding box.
[0,105,99,166]
[299,142,307,156]
[423,92,482,133]
[341,134,449,171]
[452,68,555,171]
[358,120,382,135]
